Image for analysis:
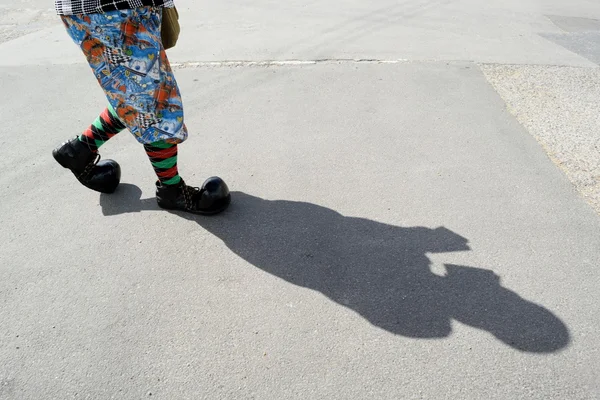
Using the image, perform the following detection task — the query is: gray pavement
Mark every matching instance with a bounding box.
[1,1,600,399]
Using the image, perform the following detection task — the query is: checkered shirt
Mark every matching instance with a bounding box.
[55,0,175,15]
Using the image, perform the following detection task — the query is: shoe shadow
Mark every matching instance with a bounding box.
[100,185,570,353]
[99,183,161,215]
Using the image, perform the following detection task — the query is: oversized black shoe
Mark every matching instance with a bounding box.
[52,137,121,194]
[156,177,231,215]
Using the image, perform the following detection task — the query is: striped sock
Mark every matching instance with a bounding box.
[144,141,182,186]
[79,104,126,152]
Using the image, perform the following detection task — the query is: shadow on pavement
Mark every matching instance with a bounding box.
[100,184,570,353]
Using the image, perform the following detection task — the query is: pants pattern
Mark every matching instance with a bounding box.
[61,7,188,145]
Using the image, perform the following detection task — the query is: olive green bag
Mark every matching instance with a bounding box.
[161,7,180,50]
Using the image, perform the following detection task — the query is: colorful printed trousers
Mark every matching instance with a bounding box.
[61,7,188,144]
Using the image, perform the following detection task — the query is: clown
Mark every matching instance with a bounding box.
[52,1,230,215]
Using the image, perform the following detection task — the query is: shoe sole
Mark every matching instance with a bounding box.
[158,194,231,216]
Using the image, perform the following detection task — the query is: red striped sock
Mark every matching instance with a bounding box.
[144,141,182,186]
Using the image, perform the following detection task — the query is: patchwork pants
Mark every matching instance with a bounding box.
[61,7,188,145]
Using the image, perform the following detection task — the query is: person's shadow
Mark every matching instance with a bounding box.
[101,184,570,353]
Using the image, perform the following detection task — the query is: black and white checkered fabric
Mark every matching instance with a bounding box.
[103,47,132,65]
[55,0,174,15]
[135,113,160,129]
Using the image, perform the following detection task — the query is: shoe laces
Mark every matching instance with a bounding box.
[78,153,101,180]
[181,183,205,210]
